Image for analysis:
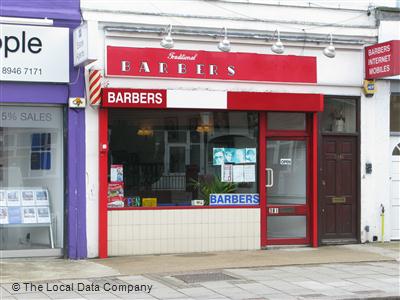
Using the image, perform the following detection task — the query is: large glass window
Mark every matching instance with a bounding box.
[390,94,400,133]
[108,110,259,207]
[0,105,64,252]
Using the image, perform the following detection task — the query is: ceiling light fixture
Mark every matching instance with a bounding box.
[160,24,174,49]
[271,29,284,54]
[217,27,231,52]
[323,33,336,58]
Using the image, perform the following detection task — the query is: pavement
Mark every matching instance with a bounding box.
[0,242,399,299]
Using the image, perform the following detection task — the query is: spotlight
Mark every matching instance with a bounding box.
[218,27,231,52]
[271,30,284,54]
[160,24,174,49]
[323,33,336,58]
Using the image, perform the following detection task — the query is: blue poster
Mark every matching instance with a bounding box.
[224,148,235,163]
[245,148,256,163]
[8,207,22,224]
[213,148,225,165]
[234,149,246,164]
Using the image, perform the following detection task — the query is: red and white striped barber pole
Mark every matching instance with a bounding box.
[88,68,102,106]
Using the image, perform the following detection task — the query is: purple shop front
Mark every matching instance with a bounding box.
[0,1,86,259]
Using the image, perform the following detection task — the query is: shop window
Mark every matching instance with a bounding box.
[321,98,356,133]
[108,110,259,208]
[0,105,64,252]
[267,113,305,130]
[390,94,400,133]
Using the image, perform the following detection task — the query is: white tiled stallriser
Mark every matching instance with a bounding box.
[108,209,260,256]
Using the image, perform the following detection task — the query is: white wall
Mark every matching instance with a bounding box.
[360,80,391,242]
[85,106,99,258]
[108,209,260,256]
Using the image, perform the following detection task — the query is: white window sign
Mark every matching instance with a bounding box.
[0,106,62,128]
[280,158,292,165]
[0,24,69,83]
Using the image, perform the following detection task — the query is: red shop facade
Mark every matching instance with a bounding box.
[97,46,323,257]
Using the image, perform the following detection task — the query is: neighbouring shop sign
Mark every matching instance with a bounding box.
[365,40,400,79]
[209,194,259,206]
[106,46,317,83]
[0,24,69,83]
[73,22,97,66]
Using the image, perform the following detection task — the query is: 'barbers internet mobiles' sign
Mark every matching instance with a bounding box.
[0,24,69,83]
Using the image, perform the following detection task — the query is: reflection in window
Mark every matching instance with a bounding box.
[268,113,305,130]
[321,98,356,133]
[393,143,400,156]
[108,110,259,207]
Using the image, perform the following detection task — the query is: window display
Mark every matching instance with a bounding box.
[321,98,357,133]
[0,105,63,251]
[108,110,259,207]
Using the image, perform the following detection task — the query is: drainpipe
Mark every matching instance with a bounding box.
[380,204,385,243]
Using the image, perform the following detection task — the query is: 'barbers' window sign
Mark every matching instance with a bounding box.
[210,194,259,206]
[0,24,69,83]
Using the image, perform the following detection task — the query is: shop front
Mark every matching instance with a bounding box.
[0,2,86,259]
[96,46,322,257]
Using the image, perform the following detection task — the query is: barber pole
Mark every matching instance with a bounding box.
[89,68,102,106]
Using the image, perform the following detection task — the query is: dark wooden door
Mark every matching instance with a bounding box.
[320,136,357,243]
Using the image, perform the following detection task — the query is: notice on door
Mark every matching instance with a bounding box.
[280,158,292,165]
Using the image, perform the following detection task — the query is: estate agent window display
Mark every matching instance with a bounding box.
[0,105,64,252]
[107,109,259,208]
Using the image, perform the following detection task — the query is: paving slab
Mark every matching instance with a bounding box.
[1,243,399,299]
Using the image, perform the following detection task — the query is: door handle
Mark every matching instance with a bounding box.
[266,168,274,187]
[322,180,326,186]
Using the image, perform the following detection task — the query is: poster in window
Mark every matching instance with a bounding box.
[21,190,35,206]
[213,148,225,166]
[245,148,257,163]
[37,207,51,223]
[0,207,8,224]
[35,190,49,206]
[234,149,246,164]
[224,148,235,164]
[221,164,233,182]
[243,164,256,182]
[6,190,20,206]
[110,164,123,182]
[233,165,245,182]
[22,207,37,224]
[8,207,21,224]
[108,183,124,208]
[0,191,6,206]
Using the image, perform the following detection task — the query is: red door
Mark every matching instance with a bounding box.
[265,138,310,244]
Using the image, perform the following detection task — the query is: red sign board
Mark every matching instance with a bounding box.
[106,46,317,83]
[102,88,167,108]
[365,40,400,79]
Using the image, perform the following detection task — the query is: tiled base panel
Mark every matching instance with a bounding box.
[108,208,260,256]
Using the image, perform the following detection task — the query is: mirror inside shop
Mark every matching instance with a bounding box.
[107,110,259,208]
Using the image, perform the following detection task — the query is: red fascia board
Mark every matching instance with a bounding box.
[228,92,324,112]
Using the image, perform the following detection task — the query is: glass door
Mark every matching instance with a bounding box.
[266,139,309,244]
